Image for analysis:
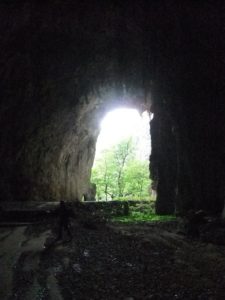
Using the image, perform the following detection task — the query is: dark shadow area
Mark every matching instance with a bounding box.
[0,1,225,299]
[1,202,225,299]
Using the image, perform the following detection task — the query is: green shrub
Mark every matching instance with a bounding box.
[112,212,176,223]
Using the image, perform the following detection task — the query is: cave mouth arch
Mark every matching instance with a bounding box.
[0,1,223,218]
[55,86,153,202]
[90,107,151,201]
[2,84,153,204]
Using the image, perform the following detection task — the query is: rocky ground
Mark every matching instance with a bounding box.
[1,216,225,300]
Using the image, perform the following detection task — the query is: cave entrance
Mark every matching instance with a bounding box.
[91,108,153,202]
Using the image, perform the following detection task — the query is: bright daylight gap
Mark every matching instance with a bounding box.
[91,108,153,201]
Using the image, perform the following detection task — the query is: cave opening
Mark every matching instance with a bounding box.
[90,107,152,202]
[1,2,225,298]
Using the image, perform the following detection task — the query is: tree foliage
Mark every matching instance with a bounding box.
[91,138,151,200]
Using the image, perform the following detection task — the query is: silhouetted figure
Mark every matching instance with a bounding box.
[56,200,72,241]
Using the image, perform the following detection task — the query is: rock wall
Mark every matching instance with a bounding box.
[150,102,177,215]
[0,1,225,215]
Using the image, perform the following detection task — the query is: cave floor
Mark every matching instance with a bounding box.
[0,219,225,300]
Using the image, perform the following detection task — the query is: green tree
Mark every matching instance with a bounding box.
[92,149,116,201]
[113,138,135,197]
[91,137,150,200]
[124,159,150,199]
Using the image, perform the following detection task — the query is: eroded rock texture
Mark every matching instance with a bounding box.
[0,1,224,215]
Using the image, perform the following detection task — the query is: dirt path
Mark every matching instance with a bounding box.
[0,221,225,300]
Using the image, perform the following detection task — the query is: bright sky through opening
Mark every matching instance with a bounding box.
[95,108,151,160]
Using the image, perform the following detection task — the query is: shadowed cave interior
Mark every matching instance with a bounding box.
[0,0,224,216]
[1,1,225,299]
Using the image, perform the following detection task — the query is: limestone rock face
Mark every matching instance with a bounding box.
[0,1,149,202]
[0,77,147,202]
[0,1,225,216]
